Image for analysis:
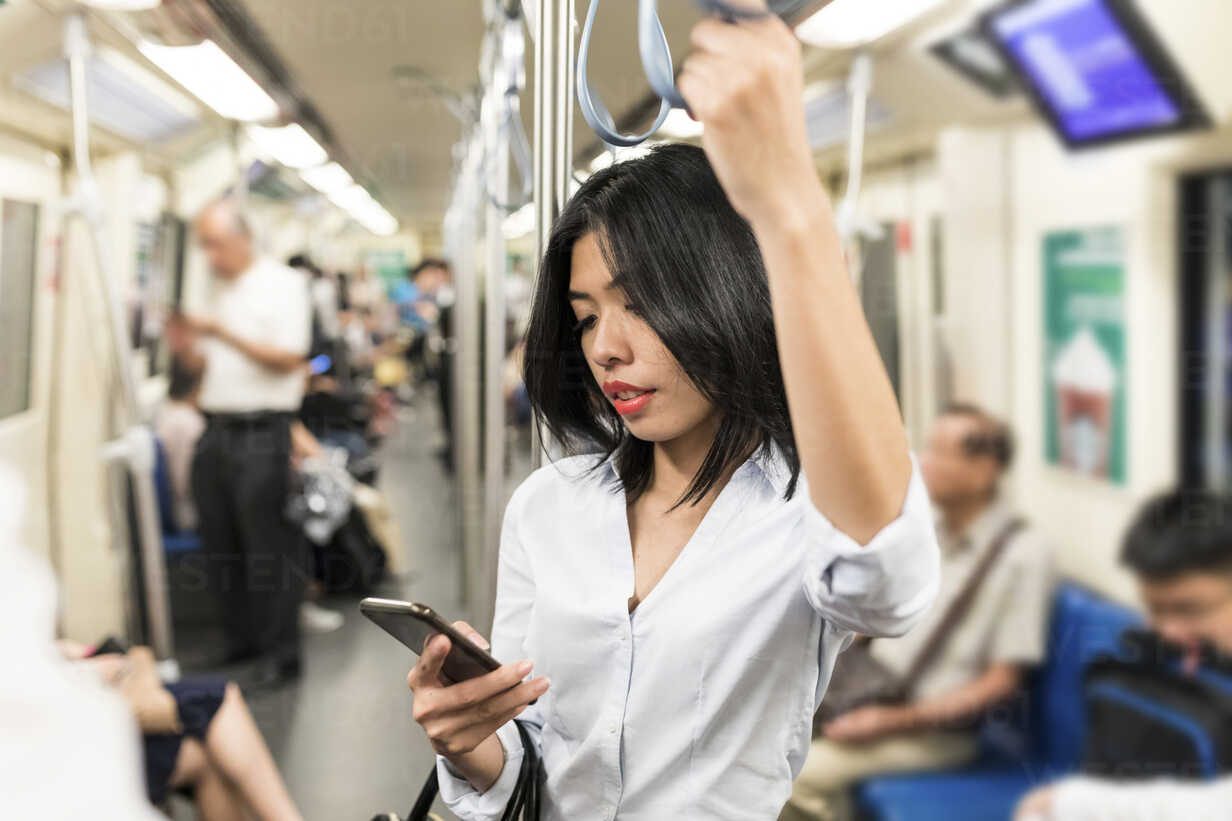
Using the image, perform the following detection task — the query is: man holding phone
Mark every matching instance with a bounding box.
[169,198,313,688]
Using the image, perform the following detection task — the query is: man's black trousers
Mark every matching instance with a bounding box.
[190,413,307,663]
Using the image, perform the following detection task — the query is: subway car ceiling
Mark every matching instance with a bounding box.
[0,0,1226,251]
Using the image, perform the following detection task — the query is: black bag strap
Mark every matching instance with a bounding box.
[895,517,1027,699]
[401,720,540,821]
[405,768,438,821]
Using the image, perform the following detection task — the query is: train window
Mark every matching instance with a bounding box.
[0,199,39,420]
[133,213,187,375]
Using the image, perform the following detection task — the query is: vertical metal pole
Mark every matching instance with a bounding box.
[456,159,482,613]
[64,12,173,659]
[531,0,574,468]
[231,121,248,205]
[481,13,517,634]
[1206,181,1228,488]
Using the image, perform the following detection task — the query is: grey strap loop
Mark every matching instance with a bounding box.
[578,0,772,148]
[578,0,672,148]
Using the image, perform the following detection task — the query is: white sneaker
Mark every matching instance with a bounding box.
[300,601,345,633]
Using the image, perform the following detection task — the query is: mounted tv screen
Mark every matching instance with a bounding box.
[981,0,1210,148]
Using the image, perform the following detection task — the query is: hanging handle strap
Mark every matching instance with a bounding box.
[578,0,671,148]
[579,0,773,149]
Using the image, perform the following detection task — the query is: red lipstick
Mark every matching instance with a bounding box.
[603,380,656,416]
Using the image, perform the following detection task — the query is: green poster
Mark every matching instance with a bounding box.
[1044,226,1127,484]
[365,249,407,296]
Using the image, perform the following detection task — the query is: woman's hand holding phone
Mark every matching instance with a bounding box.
[406,620,549,792]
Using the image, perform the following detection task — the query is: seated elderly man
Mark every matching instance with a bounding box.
[783,404,1053,821]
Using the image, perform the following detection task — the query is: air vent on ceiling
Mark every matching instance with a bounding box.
[246,160,302,201]
[13,46,199,143]
[803,83,892,150]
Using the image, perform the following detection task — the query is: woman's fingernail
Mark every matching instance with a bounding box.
[475,636,490,649]
[538,677,551,691]
[517,660,533,675]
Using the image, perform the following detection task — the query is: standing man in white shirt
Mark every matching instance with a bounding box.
[168,198,313,688]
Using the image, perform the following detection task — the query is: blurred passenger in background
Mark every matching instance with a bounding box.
[395,259,451,395]
[289,255,341,351]
[0,466,162,819]
[155,355,205,532]
[340,305,375,374]
[59,641,304,821]
[431,266,456,472]
[168,198,313,689]
[392,258,449,335]
[347,267,379,313]
[1016,490,1232,820]
[786,405,1052,821]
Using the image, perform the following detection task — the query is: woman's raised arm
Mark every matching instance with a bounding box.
[677,6,912,545]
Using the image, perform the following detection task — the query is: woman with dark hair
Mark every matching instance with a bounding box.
[406,9,939,820]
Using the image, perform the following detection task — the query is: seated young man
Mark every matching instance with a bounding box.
[783,405,1053,821]
[1015,490,1232,820]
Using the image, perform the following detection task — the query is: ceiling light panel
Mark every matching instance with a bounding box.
[300,162,353,194]
[138,39,279,122]
[80,0,161,9]
[796,0,945,48]
[327,184,398,236]
[247,123,328,169]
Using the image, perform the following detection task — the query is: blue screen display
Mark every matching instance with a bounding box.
[989,0,1181,142]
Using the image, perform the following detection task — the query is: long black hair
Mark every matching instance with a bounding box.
[523,143,799,508]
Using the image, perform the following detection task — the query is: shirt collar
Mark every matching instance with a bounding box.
[594,441,792,496]
[749,441,793,497]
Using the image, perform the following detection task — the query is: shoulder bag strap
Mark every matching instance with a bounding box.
[895,517,1028,699]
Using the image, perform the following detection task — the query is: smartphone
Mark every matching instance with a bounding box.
[308,353,332,375]
[360,598,503,685]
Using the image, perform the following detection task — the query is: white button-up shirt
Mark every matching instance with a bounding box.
[437,445,940,820]
[191,258,312,414]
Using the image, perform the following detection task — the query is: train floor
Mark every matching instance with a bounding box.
[171,392,470,820]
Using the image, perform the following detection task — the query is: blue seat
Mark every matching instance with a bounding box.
[853,583,1142,821]
[153,437,202,554]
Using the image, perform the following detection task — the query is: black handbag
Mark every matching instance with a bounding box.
[1083,630,1232,780]
[372,720,542,821]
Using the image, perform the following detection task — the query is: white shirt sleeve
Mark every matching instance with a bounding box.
[1051,775,1232,821]
[435,485,545,821]
[799,455,940,638]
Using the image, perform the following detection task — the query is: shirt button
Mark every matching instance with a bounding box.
[608,722,617,734]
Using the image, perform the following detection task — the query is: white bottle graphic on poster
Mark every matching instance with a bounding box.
[1052,326,1117,477]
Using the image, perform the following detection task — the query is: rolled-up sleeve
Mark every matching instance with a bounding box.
[436,720,535,818]
[434,482,545,820]
[801,456,940,638]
